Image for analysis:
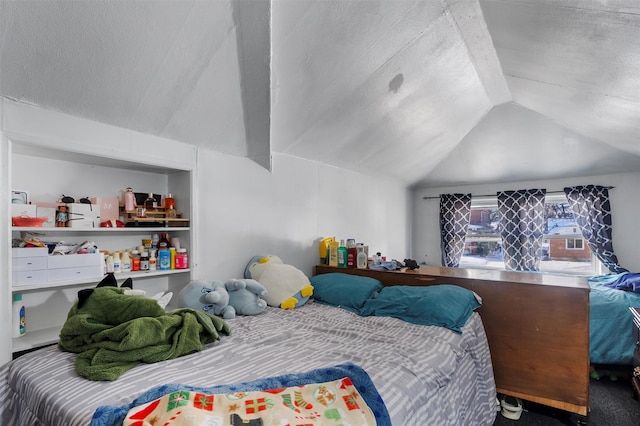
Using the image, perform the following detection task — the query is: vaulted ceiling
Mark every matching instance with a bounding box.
[1,0,638,188]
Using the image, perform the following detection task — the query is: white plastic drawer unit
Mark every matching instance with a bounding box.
[47,253,104,282]
[12,248,49,285]
[13,256,48,271]
[12,247,49,259]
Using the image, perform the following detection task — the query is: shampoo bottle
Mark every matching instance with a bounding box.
[328,240,340,267]
[12,293,26,338]
[319,237,335,264]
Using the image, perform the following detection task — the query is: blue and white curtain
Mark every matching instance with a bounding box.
[439,193,472,267]
[497,189,546,272]
[564,185,627,274]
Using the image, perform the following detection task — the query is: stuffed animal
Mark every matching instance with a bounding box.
[176,280,236,319]
[225,278,268,315]
[80,273,173,310]
[244,255,313,309]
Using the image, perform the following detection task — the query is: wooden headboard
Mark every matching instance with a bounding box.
[313,264,590,417]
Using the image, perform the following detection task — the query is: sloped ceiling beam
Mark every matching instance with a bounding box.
[233,0,272,171]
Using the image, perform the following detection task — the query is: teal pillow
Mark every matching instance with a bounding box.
[359,285,481,333]
[310,273,384,314]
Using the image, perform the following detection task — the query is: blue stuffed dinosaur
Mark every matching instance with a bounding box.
[176,280,236,319]
[225,278,268,315]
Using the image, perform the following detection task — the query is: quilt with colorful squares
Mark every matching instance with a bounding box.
[91,363,391,426]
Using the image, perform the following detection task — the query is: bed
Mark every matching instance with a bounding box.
[314,264,591,417]
[589,273,640,365]
[0,279,497,425]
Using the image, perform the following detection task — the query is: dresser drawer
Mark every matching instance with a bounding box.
[12,256,48,272]
[47,253,102,269]
[47,265,103,282]
[13,269,48,285]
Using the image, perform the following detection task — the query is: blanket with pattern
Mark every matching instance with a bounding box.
[91,363,391,426]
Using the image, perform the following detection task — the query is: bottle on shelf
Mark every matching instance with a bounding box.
[121,250,131,272]
[337,240,348,268]
[131,250,141,272]
[140,252,149,271]
[164,193,175,210]
[124,187,136,211]
[113,252,122,273]
[175,248,188,269]
[149,250,157,270]
[357,245,368,269]
[151,233,159,250]
[144,193,156,210]
[169,247,176,269]
[159,232,170,247]
[12,293,26,338]
[346,238,357,269]
[328,239,340,267]
[158,243,171,270]
[106,255,115,274]
[170,237,180,250]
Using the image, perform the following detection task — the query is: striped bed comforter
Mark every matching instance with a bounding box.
[0,301,496,425]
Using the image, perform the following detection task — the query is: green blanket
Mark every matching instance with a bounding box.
[58,286,231,381]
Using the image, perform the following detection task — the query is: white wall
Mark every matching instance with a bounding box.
[1,100,412,281]
[412,171,640,272]
[194,148,411,280]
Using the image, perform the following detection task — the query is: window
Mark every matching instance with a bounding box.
[459,194,600,275]
[566,239,584,250]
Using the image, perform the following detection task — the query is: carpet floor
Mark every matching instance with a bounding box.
[493,375,640,425]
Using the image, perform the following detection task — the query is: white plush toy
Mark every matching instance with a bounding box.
[244,255,313,309]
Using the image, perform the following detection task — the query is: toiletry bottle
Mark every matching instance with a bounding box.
[131,250,141,271]
[149,250,157,270]
[328,240,340,267]
[169,247,176,269]
[124,187,136,211]
[106,255,115,274]
[357,246,368,269]
[158,244,171,270]
[175,248,188,269]
[319,237,335,264]
[144,193,156,210]
[346,238,357,268]
[159,232,170,247]
[164,193,175,209]
[112,252,122,274]
[337,240,348,268]
[140,252,149,271]
[12,293,26,338]
[121,250,131,272]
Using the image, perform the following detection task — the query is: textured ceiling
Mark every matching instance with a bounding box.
[1,0,639,188]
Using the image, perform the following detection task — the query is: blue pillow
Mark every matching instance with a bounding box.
[359,285,481,333]
[310,273,384,314]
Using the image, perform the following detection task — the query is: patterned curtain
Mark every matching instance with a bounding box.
[439,193,472,267]
[497,189,546,271]
[563,185,628,274]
